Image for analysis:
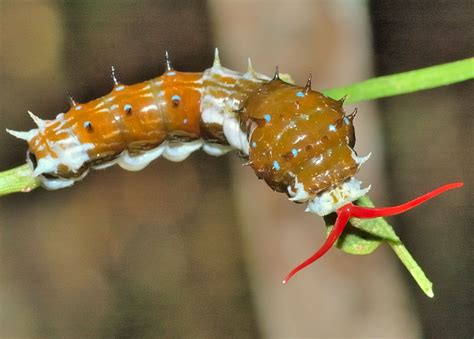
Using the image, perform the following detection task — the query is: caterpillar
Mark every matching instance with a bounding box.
[6,49,462,283]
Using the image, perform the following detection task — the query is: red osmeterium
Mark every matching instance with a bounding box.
[282,182,464,284]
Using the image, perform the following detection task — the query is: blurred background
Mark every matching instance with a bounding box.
[0,0,472,337]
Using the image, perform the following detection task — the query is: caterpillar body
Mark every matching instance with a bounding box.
[7,49,462,283]
[8,49,368,215]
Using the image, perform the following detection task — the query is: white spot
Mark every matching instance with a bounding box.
[92,159,118,170]
[312,154,323,165]
[163,139,204,162]
[288,176,310,202]
[142,104,158,112]
[294,134,307,143]
[41,177,76,190]
[201,94,225,125]
[115,85,125,91]
[305,177,371,216]
[222,113,249,155]
[117,143,167,171]
[202,143,233,156]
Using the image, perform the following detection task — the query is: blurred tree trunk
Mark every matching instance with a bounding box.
[210,0,419,337]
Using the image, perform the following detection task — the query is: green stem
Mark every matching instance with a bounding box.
[324,57,474,103]
[389,241,434,298]
[338,195,434,297]
[0,164,40,196]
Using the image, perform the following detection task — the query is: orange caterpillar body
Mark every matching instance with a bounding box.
[8,50,461,283]
[8,50,368,216]
[10,52,264,188]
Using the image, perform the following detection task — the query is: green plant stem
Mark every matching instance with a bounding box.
[352,195,434,298]
[0,164,40,196]
[389,241,434,298]
[324,57,474,103]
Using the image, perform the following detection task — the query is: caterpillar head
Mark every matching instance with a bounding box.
[241,77,369,214]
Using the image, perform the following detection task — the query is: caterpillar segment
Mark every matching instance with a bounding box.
[240,75,370,215]
[8,49,269,190]
[7,49,463,283]
[9,48,367,212]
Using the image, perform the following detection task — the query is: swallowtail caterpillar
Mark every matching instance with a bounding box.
[6,49,463,284]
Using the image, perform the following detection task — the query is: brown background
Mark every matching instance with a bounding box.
[0,1,472,337]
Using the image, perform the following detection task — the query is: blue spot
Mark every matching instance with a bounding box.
[264,114,271,122]
[343,117,350,125]
[167,71,176,76]
[124,104,132,111]
[251,141,257,148]
[273,160,280,171]
[171,94,181,102]
[329,124,337,132]
[296,91,305,98]
[75,105,82,111]
[291,148,298,157]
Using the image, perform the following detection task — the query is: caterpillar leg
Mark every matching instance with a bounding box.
[282,182,463,284]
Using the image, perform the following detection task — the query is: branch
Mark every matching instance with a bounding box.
[324,57,474,103]
[0,164,40,197]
